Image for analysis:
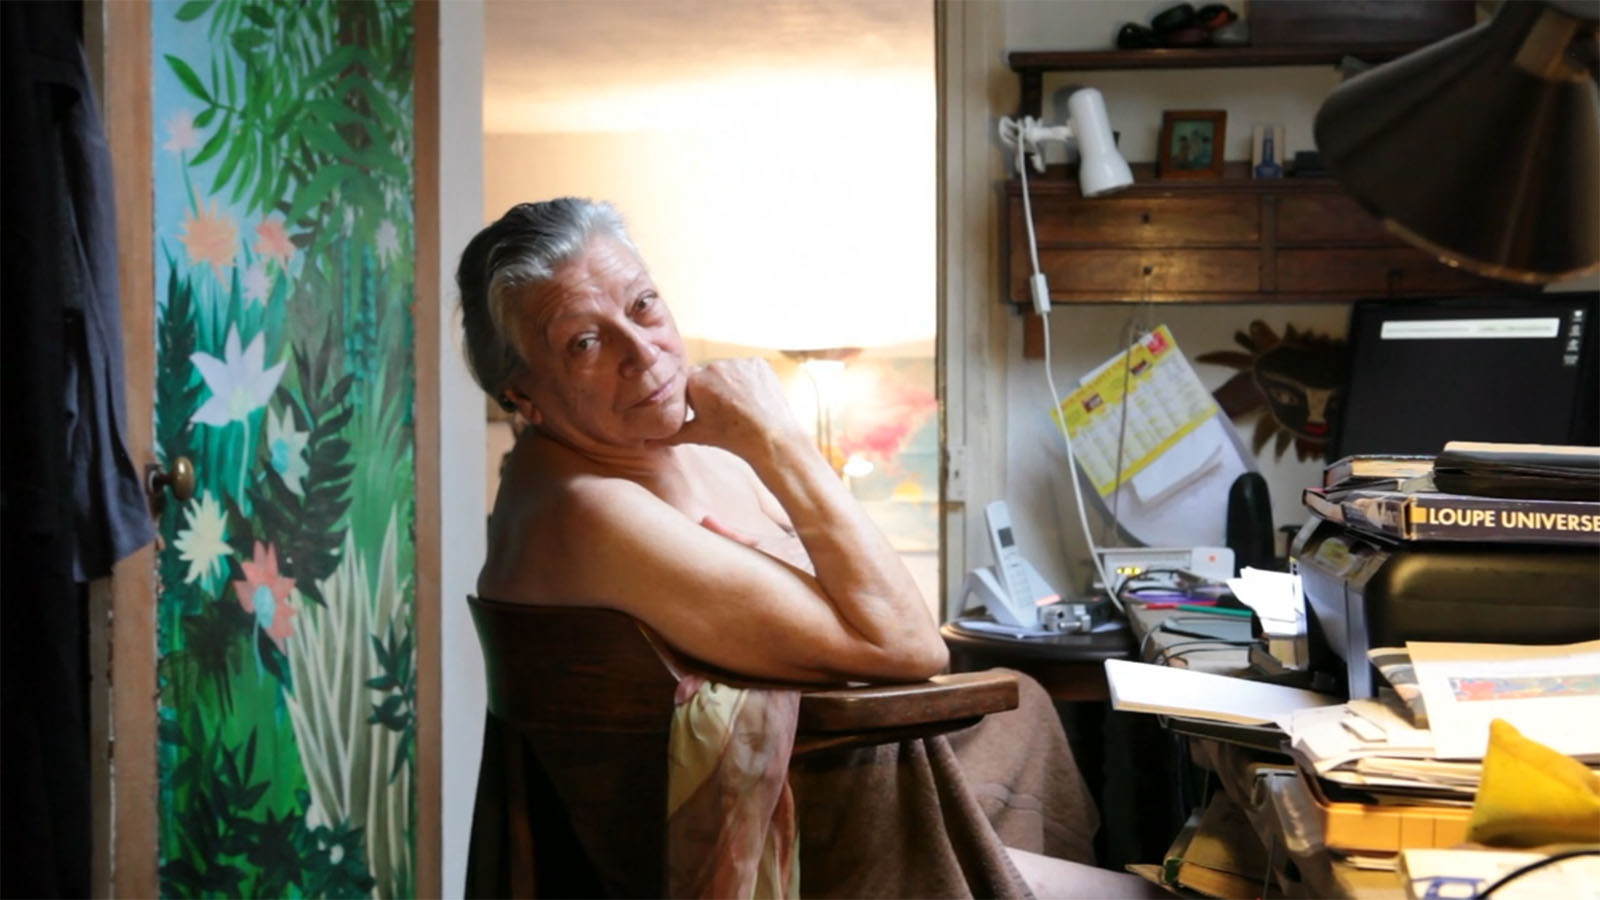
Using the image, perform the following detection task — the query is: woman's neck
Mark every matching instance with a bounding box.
[522,427,684,482]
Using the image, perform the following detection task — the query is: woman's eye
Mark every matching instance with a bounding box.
[570,335,598,354]
[633,294,656,315]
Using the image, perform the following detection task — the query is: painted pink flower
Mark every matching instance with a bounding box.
[233,541,297,650]
[179,200,238,274]
[254,218,295,266]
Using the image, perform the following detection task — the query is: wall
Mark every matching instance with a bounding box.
[437,3,488,898]
[483,127,935,351]
[963,0,1353,604]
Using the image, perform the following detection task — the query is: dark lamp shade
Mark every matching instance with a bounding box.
[1315,1,1600,284]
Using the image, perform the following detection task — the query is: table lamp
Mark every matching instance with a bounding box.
[1000,86,1134,198]
[780,347,860,474]
[1314,0,1600,284]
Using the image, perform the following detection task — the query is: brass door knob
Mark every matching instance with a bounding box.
[146,456,196,512]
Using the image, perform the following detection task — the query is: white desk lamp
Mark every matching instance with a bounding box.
[999,87,1134,197]
[991,87,1137,622]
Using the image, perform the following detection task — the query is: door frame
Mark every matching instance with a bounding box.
[87,2,441,894]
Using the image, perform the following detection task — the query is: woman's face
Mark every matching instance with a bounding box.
[508,234,689,449]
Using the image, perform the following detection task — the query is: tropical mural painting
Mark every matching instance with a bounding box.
[151,1,417,895]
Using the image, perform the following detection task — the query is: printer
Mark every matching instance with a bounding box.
[1291,517,1600,698]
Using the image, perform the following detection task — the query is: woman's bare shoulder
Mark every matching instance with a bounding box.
[480,452,676,604]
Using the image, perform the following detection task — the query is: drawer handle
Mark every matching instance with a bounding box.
[1140,212,1152,225]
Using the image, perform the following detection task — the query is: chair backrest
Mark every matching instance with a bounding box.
[464,595,1022,898]
[467,596,683,898]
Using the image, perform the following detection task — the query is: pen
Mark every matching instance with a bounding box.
[1171,604,1253,618]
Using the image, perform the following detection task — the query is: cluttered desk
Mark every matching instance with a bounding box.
[1096,443,1600,899]
[941,289,1600,895]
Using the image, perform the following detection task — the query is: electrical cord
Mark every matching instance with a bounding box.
[1007,128,1119,612]
[1474,849,1599,898]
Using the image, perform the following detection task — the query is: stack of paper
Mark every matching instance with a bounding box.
[1273,699,1477,800]
[1273,639,1600,801]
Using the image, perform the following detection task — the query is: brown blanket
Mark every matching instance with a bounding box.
[790,671,1099,898]
[466,670,1097,899]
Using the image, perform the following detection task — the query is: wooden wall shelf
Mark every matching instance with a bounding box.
[1008,43,1427,119]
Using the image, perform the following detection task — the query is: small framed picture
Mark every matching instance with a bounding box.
[1157,110,1226,179]
[1252,124,1286,179]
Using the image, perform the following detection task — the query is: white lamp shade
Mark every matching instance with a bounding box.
[1068,87,1134,197]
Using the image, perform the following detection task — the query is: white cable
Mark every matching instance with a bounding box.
[1039,310,1121,613]
[1006,127,1120,611]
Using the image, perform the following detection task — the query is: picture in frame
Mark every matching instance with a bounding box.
[1158,109,1227,179]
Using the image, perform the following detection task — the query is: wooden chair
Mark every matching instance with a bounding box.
[463,595,1019,898]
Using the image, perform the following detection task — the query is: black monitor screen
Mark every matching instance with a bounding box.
[1331,294,1599,459]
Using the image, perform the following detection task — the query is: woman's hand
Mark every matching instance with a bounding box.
[653,359,810,460]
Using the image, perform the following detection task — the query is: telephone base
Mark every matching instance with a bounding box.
[960,561,1059,629]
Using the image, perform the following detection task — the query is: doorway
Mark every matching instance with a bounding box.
[480,0,942,610]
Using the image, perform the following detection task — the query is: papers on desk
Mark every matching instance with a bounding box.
[1273,642,1600,800]
[1226,568,1303,634]
[1272,699,1483,799]
[1407,639,1600,761]
[1104,658,1340,726]
[1402,849,1600,900]
[1227,567,1308,668]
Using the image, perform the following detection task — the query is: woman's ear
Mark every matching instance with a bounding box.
[502,387,542,426]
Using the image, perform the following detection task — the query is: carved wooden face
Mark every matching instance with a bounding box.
[1197,320,1347,462]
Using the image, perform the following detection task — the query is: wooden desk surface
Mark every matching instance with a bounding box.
[940,619,1135,702]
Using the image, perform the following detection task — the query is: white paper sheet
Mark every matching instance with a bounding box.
[1226,567,1306,635]
[1273,699,1436,774]
[1407,639,1600,760]
[1104,658,1339,726]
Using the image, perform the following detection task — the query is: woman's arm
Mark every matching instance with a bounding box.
[538,359,946,683]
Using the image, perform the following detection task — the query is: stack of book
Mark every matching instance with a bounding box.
[1303,442,1600,547]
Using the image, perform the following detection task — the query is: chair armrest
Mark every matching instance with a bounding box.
[796,670,1019,735]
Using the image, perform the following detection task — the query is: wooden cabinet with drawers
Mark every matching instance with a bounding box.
[1006,162,1510,307]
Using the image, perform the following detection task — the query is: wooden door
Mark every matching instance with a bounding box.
[91,2,439,895]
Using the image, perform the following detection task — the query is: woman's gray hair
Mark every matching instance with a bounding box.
[456,198,636,407]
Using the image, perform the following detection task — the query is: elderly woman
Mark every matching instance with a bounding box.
[457,198,1160,899]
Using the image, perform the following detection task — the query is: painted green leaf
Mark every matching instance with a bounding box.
[165,54,211,104]
[189,112,230,167]
[224,51,238,105]
[210,126,248,195]
[173,0,212,22]
[241,4,274,29]
[304,98,363,126]
[230,29,269,54]
[302,124,355,161]
[193,106,218,129]
[286,164,355,225]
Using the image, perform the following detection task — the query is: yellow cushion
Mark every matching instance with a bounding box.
[1467,718,1600,847]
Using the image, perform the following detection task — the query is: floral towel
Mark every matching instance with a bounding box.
[666,676,802,899]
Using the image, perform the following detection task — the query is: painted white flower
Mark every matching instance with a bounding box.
[174,491,233,584]
[266,407,309,495]
[375,219,400,264]
[190,325,286,427]
[164,109,199,154]
[242,261,272,307]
